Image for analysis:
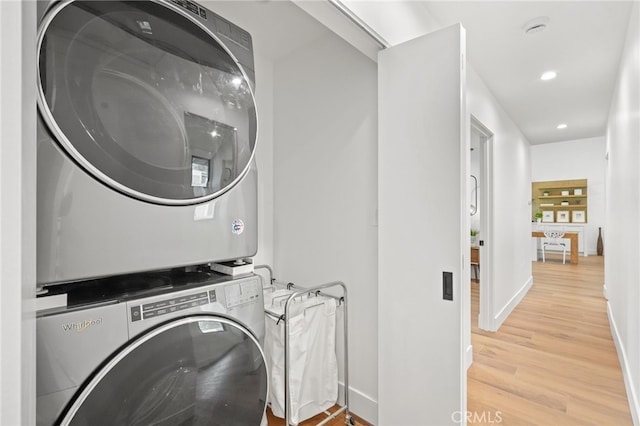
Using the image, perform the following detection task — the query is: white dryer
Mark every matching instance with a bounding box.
[36,0,258,286]
[36,272,267,425]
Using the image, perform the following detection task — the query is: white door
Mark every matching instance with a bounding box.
[378,24,468,425]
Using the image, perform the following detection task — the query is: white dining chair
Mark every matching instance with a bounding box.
[542,230,567,264]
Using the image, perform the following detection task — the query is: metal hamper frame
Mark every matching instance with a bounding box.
[256,265,353,426]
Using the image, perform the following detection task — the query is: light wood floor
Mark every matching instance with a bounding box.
[469,254,632,425]
[267,405,372,426]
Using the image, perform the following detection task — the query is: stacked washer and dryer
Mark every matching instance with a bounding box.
[35,1,267,424]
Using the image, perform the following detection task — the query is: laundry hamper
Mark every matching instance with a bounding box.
[257,266,353,426]
[265,290,337,424]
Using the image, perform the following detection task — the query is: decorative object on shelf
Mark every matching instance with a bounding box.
[543,191,550,196]
[574,188,583,195]
[561,201,569,206]
[561,190,570,196]
[534,212,543,223]
[597,227,604,256]
[557,210,570,223]
[542,211,554,222]
[470,229,479,246]
[540,203,554,207]
[572,210,586,223]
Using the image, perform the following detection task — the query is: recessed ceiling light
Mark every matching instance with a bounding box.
[541,71,557,81]
[557,123,568,129]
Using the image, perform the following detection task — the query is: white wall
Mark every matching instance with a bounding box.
[0,1,36,424]
[272,34,379,422]
[467,68,533,330]
[530,136,606,255]
[253,53,275,269]
[605,2,640,424]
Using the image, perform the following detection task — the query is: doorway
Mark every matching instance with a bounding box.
[470,116,494,331]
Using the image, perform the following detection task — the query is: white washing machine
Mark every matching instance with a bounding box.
[36,272,267,425]
[36,0,259,286]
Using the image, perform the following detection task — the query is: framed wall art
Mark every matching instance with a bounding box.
[557,210,570,223]
[572,210,586,223]
[542,211,554,223]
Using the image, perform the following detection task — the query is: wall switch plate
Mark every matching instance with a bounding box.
[443,271,453,301]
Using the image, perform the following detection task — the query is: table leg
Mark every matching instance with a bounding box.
[570,235,579,264]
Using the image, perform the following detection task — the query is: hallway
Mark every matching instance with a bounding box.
[469,255,632,425]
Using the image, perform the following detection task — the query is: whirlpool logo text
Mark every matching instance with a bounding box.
[61,318,103,333]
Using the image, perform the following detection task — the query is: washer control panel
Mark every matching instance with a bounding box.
[224,279,261,309]
[130,290,213,322]
[129,277,260,322]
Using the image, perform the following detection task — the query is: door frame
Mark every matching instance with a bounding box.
[470,115,495,331]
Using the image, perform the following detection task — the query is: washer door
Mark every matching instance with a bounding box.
[37,0,257,205]
[59,316,267,426]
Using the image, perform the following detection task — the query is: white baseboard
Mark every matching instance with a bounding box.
[337,382,377,425]
[603,283,608,300]
[465,344,473,370]
[493,276,533,330]
[607,302,640,426]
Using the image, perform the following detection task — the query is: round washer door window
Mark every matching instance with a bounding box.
[37,0,257,205]
[59,316,267,426]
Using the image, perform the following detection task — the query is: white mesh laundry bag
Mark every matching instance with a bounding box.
[264,293,338,425]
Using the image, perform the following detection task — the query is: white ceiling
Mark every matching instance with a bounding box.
[424,1,634,145]
[204,1,633,146]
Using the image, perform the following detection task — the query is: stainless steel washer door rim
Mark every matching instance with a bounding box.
[37,0,258,205]
[58,315,268,425]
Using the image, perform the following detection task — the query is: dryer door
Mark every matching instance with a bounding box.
[37,0,257,205]
[58,316,267,426]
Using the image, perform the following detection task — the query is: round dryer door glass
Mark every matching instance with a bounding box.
[37,1,257,205]
[59,316,268,425]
